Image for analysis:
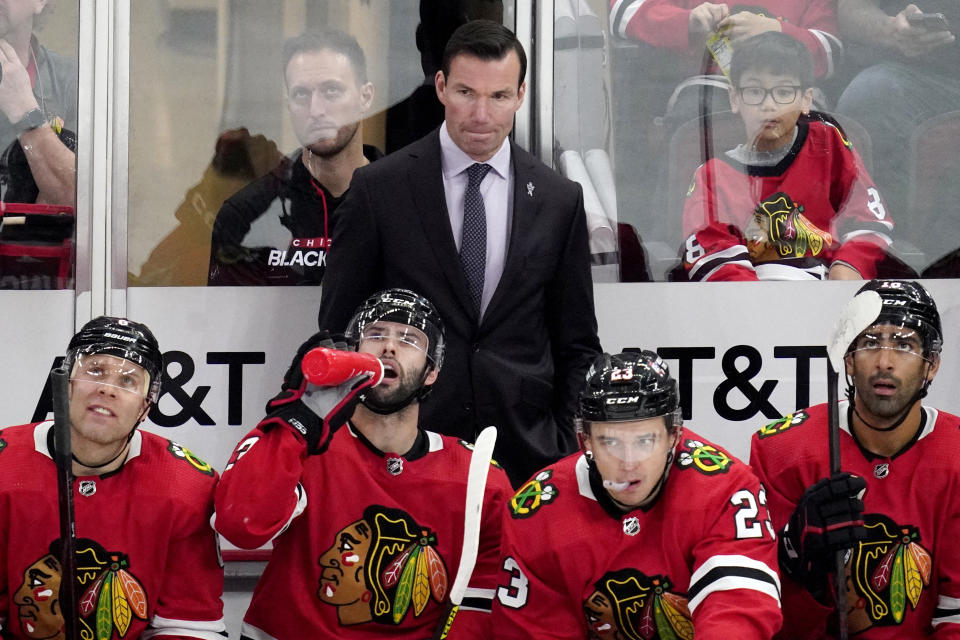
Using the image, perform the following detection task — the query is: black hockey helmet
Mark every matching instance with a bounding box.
[346,288,446,371]
[66,316,163,404]
[579,350,680,429]
[854,279,942,355]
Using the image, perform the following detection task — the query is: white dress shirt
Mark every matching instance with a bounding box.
[439,121,513,317]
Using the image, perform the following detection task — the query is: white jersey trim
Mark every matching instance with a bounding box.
[239,621,279,640]
[754,262,826,281]
[838,401,938,442]
[142,614,227,639]
[427,430,444,452]
[575,454,597,501]
[33,421,143,461]
[687,554,781,612]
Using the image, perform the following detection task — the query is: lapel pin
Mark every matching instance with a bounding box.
[526,181,535,197]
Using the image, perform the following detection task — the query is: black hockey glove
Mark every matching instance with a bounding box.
[259,331,375,455]
[778,472,867,603]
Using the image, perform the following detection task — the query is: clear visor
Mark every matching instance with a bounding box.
[70,353,151,397]
[592,428,665,463]
[849,325,926,360]
[360,322,429,355]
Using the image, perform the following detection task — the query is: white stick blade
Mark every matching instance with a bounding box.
[449,426,498,605]
[828,290,883,371]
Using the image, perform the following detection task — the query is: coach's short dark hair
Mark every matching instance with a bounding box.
[282,29,368,85]
[729,31,813,89]
[441,19,526,89]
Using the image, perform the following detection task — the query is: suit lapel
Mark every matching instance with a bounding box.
[483,142,541,329]
[408,132,479,320]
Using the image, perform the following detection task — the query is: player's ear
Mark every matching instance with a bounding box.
[926,353,941,382]
[728,85,739,113]
[801,87,814,115]
[359,82,374,114]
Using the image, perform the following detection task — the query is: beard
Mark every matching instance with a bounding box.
[856,371,920,419]
[362,361,429,413]
[304,120,360,159]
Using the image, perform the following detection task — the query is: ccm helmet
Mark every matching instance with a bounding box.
[854,279,942,355]
[579,350,680,428]
[66,316,163,404]
[346,288,446,371]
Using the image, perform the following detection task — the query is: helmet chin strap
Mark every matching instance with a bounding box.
[597,431,680,510]
[70,406,148,471]
[845,364,932,433]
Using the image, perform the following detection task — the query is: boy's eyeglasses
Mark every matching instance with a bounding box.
[737,85,802,105]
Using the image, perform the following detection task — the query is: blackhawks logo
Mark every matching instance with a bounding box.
[757,411,809,439]
[167,441,214,476]
[318,505,448,627]
[509,469,558,519]
[15,538,148,640]
[677,440,732,475]
[847,513,932,633]
[583,569,692,640]
[745,191,832,263]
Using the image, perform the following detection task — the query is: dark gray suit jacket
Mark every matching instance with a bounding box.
[317,129,600,486]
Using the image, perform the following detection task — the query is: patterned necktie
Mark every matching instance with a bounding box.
[460,163,491,313]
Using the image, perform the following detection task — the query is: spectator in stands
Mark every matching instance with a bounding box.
[682,32,892,281]
[208,29,380,286]
[609,0,842,124]
[836,0,960,263]
[0,0,76,206]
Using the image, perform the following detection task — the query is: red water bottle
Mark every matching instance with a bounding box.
[301,347,384,386]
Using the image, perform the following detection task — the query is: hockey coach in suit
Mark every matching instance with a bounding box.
[317,19,600,487]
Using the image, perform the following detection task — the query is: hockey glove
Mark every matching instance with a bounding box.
[778,472,867,603]
[260,331,375,455]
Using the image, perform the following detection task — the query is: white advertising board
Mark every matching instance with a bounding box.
[4,281,959,471]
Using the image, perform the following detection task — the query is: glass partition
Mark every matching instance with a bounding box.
[556,0,960,282]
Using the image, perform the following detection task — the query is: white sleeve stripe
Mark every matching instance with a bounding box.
[688,244,754,280]
[841,229,893,243]
[610,0,646,39]
[690,554,781,588]
[933,613,960,627]
[270,482,308,543]
[939,595,960,608]
[142,615,227,639]
[239,622,279,640]
[688,575,781,612]
[464,587,496,599]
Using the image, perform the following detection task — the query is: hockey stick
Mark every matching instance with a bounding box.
[432,425,498,640]
[51,366,79,640]
[826,290,881,640]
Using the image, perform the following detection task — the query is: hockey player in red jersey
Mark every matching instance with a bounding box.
[682,32,893,282]
[751,279,960,637]
[214,288,512,639]
[0,317,225,640]
[490,349,782,639]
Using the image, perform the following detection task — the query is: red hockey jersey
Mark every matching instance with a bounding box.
[609,0,841,78]
[214,422,512,640]
[750,401,960,638]
[0,422,225,640]
[682,114,893,282]
[490,428,782,639]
